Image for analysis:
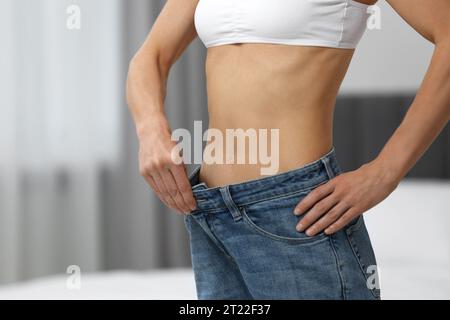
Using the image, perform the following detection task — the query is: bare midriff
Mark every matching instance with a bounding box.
[199,43,355,187]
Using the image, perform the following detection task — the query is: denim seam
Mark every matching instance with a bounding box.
[344,229,380,299]
[190,179,329,215]
[329,234,347,300]
[190,208,227,215]
[201,215,255,298]
[241,208,330,245]
[189,147,336,193]
[187,218,254,299]
[199,215,236,261]
[345,215,364,233]
[220,186,243,222]
[239,179,329,207]
[183,215,190,231]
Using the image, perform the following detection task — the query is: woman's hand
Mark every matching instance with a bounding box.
[294,161,400,236]
[137,118,196,214]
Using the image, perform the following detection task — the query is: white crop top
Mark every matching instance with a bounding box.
[195,0,371,49]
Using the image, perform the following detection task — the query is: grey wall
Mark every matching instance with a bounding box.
[333,96,450,179]
[341,1,434,93]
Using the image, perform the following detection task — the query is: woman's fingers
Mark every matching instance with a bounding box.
[137,132,199,213]
[295,191,339,233]
[292,164,395,237]
[304,200,352,236]
[143,173,160,194]
[169,165,196,211]
[151,171,182,212]
[159,169,189,213]
[294,182,334,215]
[144,169,191,213]
[324,208,360,235]
[139,150,196,213]
[142,170,170,206]
[142,173,172,207]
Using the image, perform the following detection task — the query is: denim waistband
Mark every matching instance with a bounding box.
[188,146,341,213]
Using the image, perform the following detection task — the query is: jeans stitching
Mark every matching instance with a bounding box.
[220,186,243,222]
[345,229,380,299]
[206,215,236,261]
[241,207,330,245]
[190,179,329,215]
[239,179,329,207]
[345,215,364,233]
[329,234,347,300]
[190,214,236,261]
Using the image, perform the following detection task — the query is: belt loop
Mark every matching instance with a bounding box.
[321,156,335,180]
[219,186,242,222]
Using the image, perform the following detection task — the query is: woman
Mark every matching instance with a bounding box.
[126,0,450,299]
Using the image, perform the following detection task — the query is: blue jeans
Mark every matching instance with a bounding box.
[184,147,380,300]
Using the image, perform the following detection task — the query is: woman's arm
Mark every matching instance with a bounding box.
[373,0,450,183]
[126,0,200,214]
[294,0,450,236]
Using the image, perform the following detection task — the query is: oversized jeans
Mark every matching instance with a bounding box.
[184,147,381,300]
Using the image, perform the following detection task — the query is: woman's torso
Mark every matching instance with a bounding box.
[196,0,374,187]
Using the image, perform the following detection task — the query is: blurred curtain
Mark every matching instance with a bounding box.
[0,0,124,283]
[0,0,207,284]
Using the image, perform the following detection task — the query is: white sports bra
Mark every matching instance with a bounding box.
[195,0,371,49]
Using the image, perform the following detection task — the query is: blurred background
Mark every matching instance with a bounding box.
[0,0,448,299]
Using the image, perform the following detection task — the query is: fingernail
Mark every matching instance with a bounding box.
[296,223,304,232]
[306,229,314,237]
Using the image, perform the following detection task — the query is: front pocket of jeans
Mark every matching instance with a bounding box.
[345,216,381,299]
[240,190,329,245]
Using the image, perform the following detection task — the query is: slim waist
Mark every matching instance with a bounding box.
[188,146,341,213]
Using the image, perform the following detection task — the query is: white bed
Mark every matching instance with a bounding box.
[0,179,449,300]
